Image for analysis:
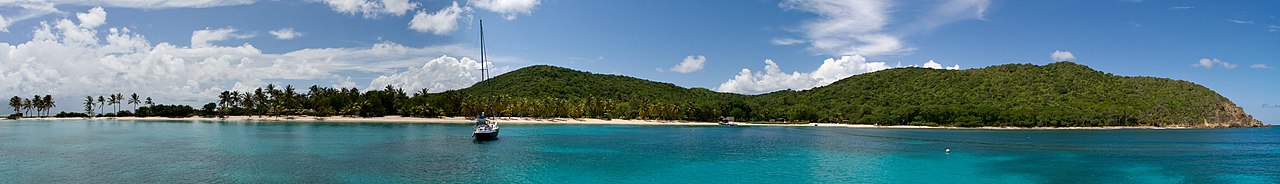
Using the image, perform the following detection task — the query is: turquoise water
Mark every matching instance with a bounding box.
[1,120,1277,183]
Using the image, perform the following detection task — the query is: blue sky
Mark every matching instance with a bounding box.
[1,0,1277,123]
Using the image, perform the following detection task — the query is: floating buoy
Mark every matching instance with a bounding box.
[945,148,951,154]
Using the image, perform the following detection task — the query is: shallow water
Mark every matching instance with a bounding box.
[1,120,1276,183]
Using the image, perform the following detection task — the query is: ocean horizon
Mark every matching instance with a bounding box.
[1,120,1276,183]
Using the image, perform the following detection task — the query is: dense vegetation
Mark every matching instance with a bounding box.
[8,62,1260,127]
[435,62,1258,127]
[752,62,1260,127]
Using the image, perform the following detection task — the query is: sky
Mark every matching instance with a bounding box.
[1,0,1277,123]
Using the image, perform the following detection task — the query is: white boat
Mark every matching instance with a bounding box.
[473,19,500,141]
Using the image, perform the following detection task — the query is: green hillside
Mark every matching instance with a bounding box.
[438,62,1262,127]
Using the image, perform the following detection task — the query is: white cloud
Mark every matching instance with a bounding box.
[409,1,470,35]
[1169,6,1194,10]
[1193,58,1237,69]
[1269,25,1279,32]
[75,6,107,29]
[0,14,11,32]
[779,0,988,56]
[0,0,254,27]
[921,60,960,70]
[668,55,706,73]
[771,38,805,45]
[470,0,541,20]
[716,55,959,94]
[321,0,418,18]
[1226,19,1253,24]
[190,27,253,47]
[269,28,302,40]
[366,55,492,92]
[0,7,495,107]
[331,75,358,89]
[1051,50,1075,61]
[1250,64,1270,69]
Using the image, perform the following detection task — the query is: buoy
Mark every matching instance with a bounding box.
[945,148,951,154]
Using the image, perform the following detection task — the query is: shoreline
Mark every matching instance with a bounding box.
[4,116,1241,130]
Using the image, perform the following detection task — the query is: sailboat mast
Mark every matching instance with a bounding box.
[480,19,493,115]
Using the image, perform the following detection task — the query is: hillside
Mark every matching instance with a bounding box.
[444,62,1262,128]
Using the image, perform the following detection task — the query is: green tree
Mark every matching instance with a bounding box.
[9,96,20,115]
[97,96,105,116]
[84,96,95,117]
[31,95,42,117]
[42,95,53,117]
[129,93,140,112]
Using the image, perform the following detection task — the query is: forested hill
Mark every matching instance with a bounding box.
[447,62,1262,128]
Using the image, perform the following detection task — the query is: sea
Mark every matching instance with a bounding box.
[1,120,1276,183]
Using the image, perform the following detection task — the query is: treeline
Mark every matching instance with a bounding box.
[8,95,55,117]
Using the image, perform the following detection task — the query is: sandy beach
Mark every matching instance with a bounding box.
[6,116,1207,129]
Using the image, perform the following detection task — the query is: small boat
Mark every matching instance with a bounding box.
[472,19,500,141]
[719,116,738,126]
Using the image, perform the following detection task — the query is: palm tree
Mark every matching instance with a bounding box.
[284,85,296,110]
[31,95,43,117]
[218,91,232,115]
[22,98,32,117]
[253,88,266,116]
[84,96,95,117]
[129,93,140,112]
[112,93,123,114]
[145,97,154,107]
[97,96,105,116]
[43,95,54,117]
[9,96,21,116]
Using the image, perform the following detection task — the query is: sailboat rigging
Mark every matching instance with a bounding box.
[473,19,500,141]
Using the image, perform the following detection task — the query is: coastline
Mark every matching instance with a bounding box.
[4,116,1230,130]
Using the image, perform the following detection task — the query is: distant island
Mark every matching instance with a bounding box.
[10,62,1264,128]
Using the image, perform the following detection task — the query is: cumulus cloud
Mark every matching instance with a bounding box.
[322,0,418,18]
[367,55,491,92]
[75,6,107,28]
[1250,64,1270,69]
[779,0,988,56]
[669,55,706,73]
[269,28,302,40]
[1051,50,1075,61]
[716,55,959,94]
[470,0,540,20]
[190,27,253,47]
[1193,58,1237,69]
[409,1,470,35]
[0,7,491,107]
[921,60,960,70]
[771,38,805,45]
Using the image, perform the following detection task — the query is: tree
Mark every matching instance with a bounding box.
[145,97,154,107]
[97,96,105,116]
[31,95,43,117]
[42,95,53,117]
[129,93,140,112]
[84,96,95,117]
[112,93,123,113]
[9,96,20,115]
[22,98,32,117]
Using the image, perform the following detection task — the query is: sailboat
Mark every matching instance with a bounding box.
[473,19,500,141]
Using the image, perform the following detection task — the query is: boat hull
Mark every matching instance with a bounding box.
[474,130,499,140]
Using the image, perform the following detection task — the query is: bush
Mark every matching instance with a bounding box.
[55,112,91,118]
